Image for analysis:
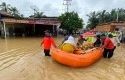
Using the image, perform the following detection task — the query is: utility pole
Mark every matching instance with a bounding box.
[30,5,39,36]
[116,8,119,22]
[116,10,119,22]
[63,0,72,12]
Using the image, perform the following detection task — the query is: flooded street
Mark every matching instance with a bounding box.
[0,37,125,80]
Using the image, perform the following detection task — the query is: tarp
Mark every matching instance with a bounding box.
[82,32,96,37]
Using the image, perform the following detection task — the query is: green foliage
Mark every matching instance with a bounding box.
[59,12,84,31]
[0,2,23,18]
[29,12,44,18]
[0,2,11,12]
[87,8,125,29]
[86,11,99,29]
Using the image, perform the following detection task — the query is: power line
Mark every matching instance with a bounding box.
[63,0,72,12]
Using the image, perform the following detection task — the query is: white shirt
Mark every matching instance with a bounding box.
[110,37,120,46]
[64,36,76,45]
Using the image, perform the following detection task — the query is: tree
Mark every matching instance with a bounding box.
[0,2,11,12]
[86,8,125,29]
[10,7,18,15]
[86,11,99,29]
[59,11,84,34]
[0,2,23,18]
[9,7,19,17]
[10,7,24,18]
[29,11,44,18]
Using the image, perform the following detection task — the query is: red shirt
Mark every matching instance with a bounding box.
[104,38,114,49]
[41,37,56,50]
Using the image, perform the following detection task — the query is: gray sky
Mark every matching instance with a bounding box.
[0,0,125,24]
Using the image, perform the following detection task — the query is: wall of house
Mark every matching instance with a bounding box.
[95,25,111,32]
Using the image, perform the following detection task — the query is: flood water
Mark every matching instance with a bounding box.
[0,37,125,80]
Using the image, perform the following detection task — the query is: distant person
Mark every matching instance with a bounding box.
[62,34,69,44]
[121,31,124,43]
[100,34,114,58]
[93,35,101,47]
[104,32,108,37]
[108,34,120,53]
[96,31,100,35]
[60,36,77,53]
[116,31,122,43]
[40,30,57,56]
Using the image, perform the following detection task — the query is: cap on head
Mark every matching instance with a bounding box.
[96,35,100,38]
[44,30,50,33]
[108,34,113,38]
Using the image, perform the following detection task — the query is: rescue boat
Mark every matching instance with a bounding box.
[51,48,103,68]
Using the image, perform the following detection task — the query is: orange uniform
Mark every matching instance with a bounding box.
[41,37,56,50]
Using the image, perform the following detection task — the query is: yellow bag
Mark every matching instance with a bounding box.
[60,43,75,53]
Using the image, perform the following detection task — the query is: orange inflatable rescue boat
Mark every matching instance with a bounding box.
[51,48,103,68]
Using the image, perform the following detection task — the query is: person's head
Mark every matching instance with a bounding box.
[44,30,50,36]
[96,35,100,39]
[108,34,113,38]
[101,34,106,40]
[80,34,83,39]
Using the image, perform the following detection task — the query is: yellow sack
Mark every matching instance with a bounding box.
[60,43,75,53]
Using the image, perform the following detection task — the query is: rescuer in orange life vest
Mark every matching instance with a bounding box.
[40,30,57,56]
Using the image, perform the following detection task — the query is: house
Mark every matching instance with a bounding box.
[0,11,61,38]
[95,21,125,32]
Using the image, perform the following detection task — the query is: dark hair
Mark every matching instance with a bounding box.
[80,34,83,37]
[44,30,51,33]
[101,34,106,37]
[108,34,113,38]
[96,35,100,38]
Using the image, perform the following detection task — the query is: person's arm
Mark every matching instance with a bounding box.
[100,39,109,49]
[62,36,68,43]
[101,44,107,49]
[40,38,44,46]
[115,37,120,46]
[51,38,57,48]
[84,38,88,41]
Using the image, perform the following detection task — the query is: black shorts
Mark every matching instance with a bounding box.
[44,49,50,56]
[103,48,114,58]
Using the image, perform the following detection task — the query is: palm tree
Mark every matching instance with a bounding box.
[86,11,99,29]
[0,2,11,12]
[10,7,19,16]
[98,10,106,24]
[20,14,24,18]
[29,11,44,18]
[34,12,44,18]
[9,7,24,18]
[117,8,125,21]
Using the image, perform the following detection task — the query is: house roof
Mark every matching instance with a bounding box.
[0,10,13,17]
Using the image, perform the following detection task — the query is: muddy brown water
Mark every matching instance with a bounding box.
[0,37,125,80]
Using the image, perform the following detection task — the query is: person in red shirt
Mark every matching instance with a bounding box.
[40,30,57,56]
[100,34,114,58]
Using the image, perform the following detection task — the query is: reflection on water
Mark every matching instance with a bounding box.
[0,37,125,80]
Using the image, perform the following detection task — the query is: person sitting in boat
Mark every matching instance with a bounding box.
[93,35,101,47]
[77,35,87,49]
[60,36,77,53]
[62,34,69,44]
